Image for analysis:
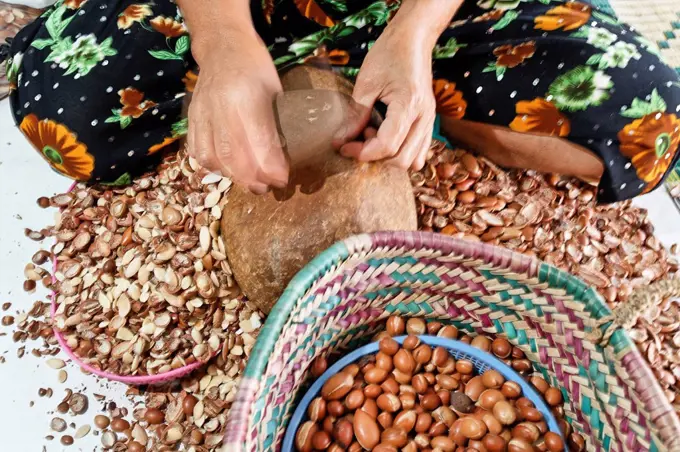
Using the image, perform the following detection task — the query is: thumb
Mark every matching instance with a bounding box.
[333,81,378,146]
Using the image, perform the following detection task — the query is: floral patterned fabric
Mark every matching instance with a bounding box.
[6,0,680,202]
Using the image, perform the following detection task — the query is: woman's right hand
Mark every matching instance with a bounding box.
[187,29,289,194]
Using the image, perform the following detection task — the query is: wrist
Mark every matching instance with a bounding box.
[388,0,463,50]
[191,22,261,65]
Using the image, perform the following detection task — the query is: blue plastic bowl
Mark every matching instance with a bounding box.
[282,335,564,451]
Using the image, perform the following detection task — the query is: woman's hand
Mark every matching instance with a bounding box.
[334,0,462,170]
[187,30,288,194]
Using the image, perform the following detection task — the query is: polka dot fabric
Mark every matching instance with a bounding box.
[6,0,680,202]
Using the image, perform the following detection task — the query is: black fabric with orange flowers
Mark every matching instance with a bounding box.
[6,0,680,202]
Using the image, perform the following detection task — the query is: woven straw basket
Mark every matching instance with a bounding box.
[223,232,680,451]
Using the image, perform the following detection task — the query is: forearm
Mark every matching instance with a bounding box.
[389,0,465,49]
[177,0,259,63]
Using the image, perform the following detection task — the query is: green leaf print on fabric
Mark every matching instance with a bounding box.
[171,118,189,137]
[433,38,467,60]
[477,0,521,10]
[55,35,117,77]
[175,35,190,55]
[320,0,348,13]
[548,66,613,112]
[32,5,116,78]
[102,172,132,187]
[339,67,360,79]
[620,89,667,118]
[45,4,74,40]
[6,52,24,90]
[491,10,519,31]
[148,50,185,61]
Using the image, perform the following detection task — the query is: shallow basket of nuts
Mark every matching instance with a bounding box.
[223,232,680,451]
[283,335,563,451]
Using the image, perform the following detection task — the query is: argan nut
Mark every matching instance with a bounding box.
[111,418,130,432]
[377,412,393,429]
[455,359,474,375]
[470,336,491,352]
[437,325,458,339]
[512,359,532,373]
[376,394,401,413]
[411,374,429,394]
[426,321,443,335]
[405,318,426,335]
[322,416,335,434]
[420,393,442,411]
[431,436,456,452]
[333,419,353,447]
[308,397,326,422]
[402,335,420,351]
[431,347,449,367]
[513,422,540,443]
[361,399,379,419]
[544,431,565,452]
[373,445,397,452]
[530,376,549,394]
[295,421,317,452]
[568,432,585,452]
[346,389,366,410]
[481,370,504,389]
[60,435,74,446]
[142,408,163,426]
[94,415,110,429]
[327,400,345,417]
[415,412,433,433]
[311,356,328,377]
[312,431,332,450]
[450,392,475,414]
[508,438,534,452]
[380,377,399,395]
[182,394,198,415]
[544,387,563,406]
[459,417,487,440]
[493,401,517,425]
[343,364,360,378]
[393,410,417,432]
[321,372,354,400]
[127,441,146,452]
[375,352,394,371]
[393,349,416,374]
[412,344,432,364]
[386,316,405,336]
[364,384,382,399]
[381,427,408,447]
[379,338,399,356]
[353,409,380,450]
[427,421,448,437]
[501,381,522,399]
[519,406,542,422]
[464,376,485,402]
[478,389,506,410]
[483,434,507,452]
[491,338,512,359]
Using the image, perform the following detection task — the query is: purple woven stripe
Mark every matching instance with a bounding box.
[224,378,260,449]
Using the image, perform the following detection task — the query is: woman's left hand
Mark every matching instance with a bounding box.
[333,9,439,171]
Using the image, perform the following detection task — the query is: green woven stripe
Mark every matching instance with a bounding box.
[587,0,616,16]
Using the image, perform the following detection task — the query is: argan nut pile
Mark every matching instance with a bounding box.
[296,316,583,452]
[28,149,262,376]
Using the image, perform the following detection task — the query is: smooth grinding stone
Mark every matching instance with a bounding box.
[221,66,417,314]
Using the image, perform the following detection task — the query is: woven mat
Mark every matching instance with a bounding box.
[609,0,680,71]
